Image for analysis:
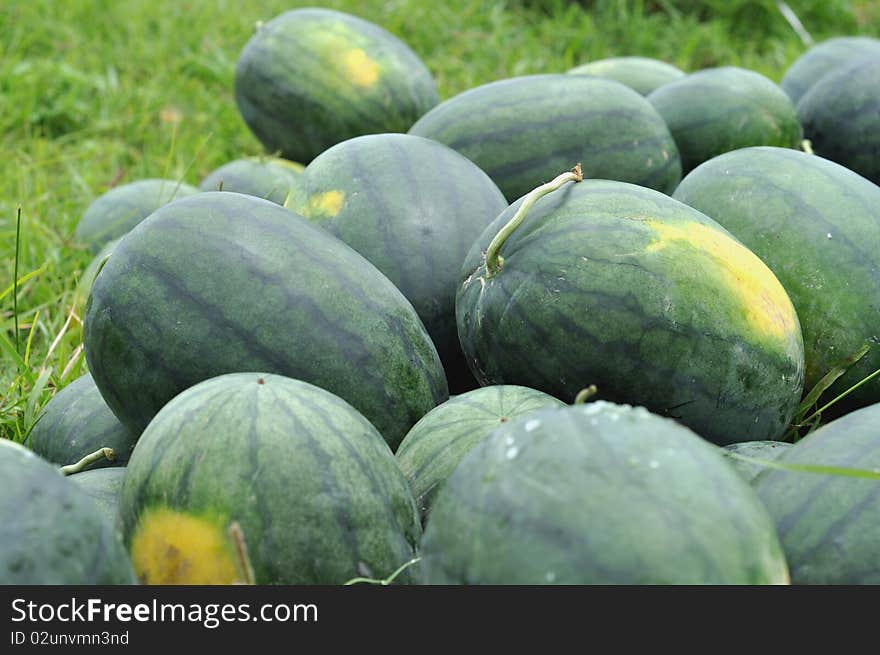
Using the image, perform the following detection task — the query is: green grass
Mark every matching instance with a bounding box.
[2,0,878,442]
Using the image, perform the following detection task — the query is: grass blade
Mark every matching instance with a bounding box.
[13,206,22,354]
[727,451,880,480]
[796,343,870,418]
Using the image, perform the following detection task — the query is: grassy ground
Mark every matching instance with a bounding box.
[2,0,878,441]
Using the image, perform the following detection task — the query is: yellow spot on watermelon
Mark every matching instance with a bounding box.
[342,48,379,87]
[130,507,239,585]
[644,220,798,343]
[307,190,345,218]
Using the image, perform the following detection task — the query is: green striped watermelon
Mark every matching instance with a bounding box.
[199,156,304,205]
[781,36,880,104]
[647,67,802,174]
[83,191,447,449]
[420,401,789,584]
[74,179,199,253]
[673,147,880,413]
[796,56,880,185]
[568,56,685,95]
[120,373,421,585]
[292,133,508,394]
[0,439,135,584]
[235,8,439,164]
[754,402,880,584]
[70,467,126,530]
[408,74,681,202]
[396,385,564,518]
[722,441,792,482]
[457,178,804,445]
[28,373,138,470]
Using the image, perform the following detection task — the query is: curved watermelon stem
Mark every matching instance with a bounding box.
[485,163,584,277]
[59,447,115,475]
[343,556,421,586]
[228,521,256,585]
[573,385,598,404]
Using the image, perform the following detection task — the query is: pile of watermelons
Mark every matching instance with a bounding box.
[6,7,880,586]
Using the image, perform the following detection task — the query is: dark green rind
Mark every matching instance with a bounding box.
[408,74,681,202]
[121,373,421,585]
[421,402,789,584]
[754,402,880,584]
[69,467,126,531]
[0,440,136,585]
[83,192,447,449]
[74,179,199,253]
[647,66,802,174]
[723,441,792,483]
[796,56,880,186]
[199,157,304,205]
[568,56,685,95]
[234,8,439,164]
[293,133,508,394]
[28,373,139,469]
[456,180,805,445]
[396,385,564,518]
[781,36,880,104]
[673,147,880,412]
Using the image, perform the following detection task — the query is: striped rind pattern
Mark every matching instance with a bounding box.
[455,180,805,445]
[83,192,448,448]
[120,373,421,585]
[234,8,439,164]
[408,74,682,201]
[674,146,880,412]
[754,402,880,584]
[647,66,802,174]
[420,402,789,584]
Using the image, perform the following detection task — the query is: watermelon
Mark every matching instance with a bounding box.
[646,66,802,174]
[74,178,199,252]
[235,8,439,164]
[457,177,805,445]
[754,402,880,584]
[673,148,880,411]
[83,192,447,448]
[70,467,126,530]
[673,147,880,412]
[781,36,880,104]
[568,56,685,95]
[396,385,564,518]
[292,133,508,393]
[420,401,789,584]
[0,439,136,584]
[408,74,681,202]
[796,56,880,185]
[723,441,792,482]
[120,373,421,585]
[199,156,304,205]
[28,373,138,470]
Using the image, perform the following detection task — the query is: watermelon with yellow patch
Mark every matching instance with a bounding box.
[120,373,421,585]
[292,133,508,394]
[456,179,805,444]
[234,8,439,164]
